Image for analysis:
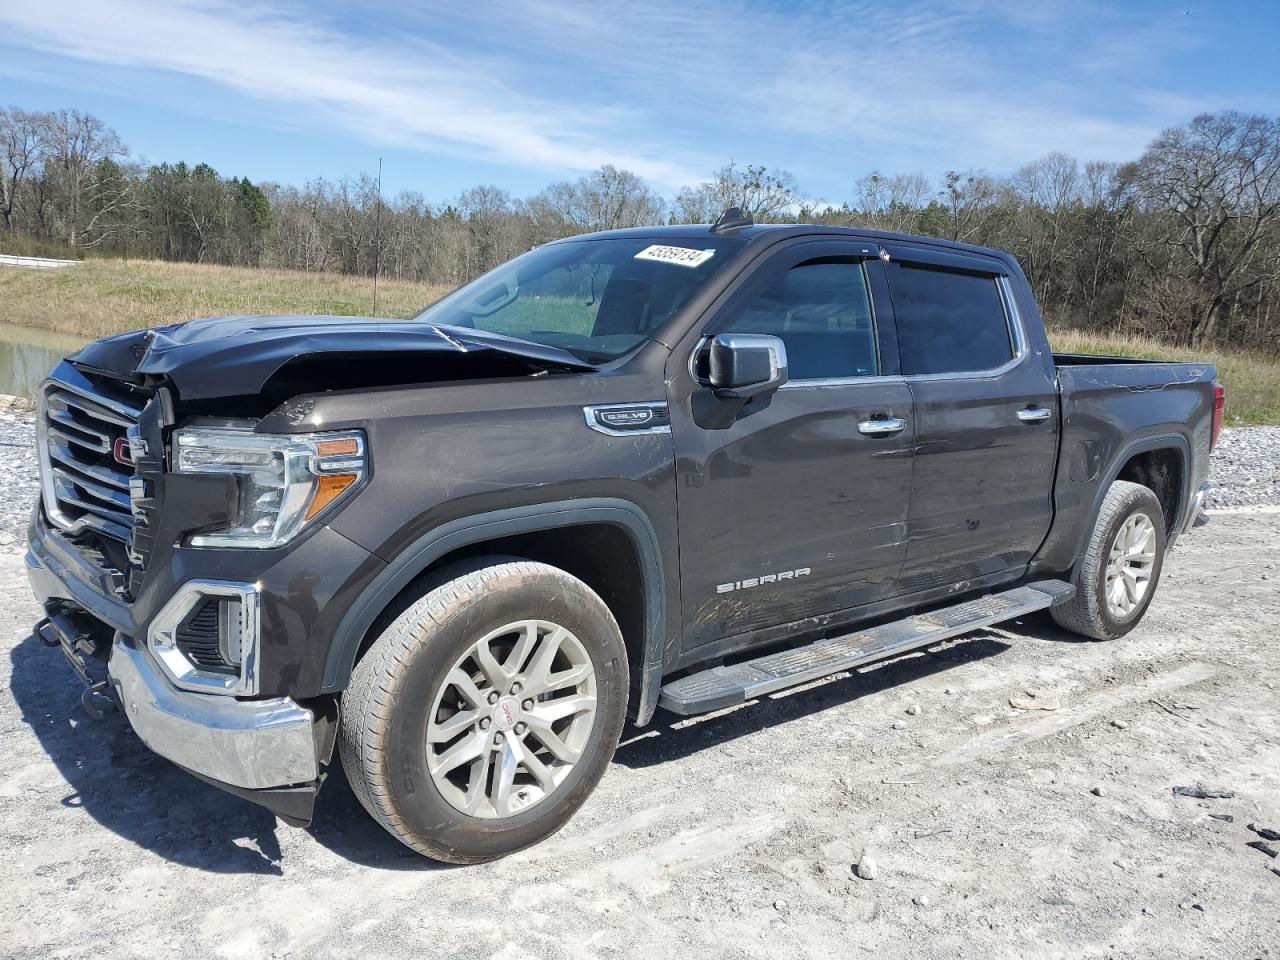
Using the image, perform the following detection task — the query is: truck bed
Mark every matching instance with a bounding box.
[1029,355,1218,577]
[1052,352,1196,367]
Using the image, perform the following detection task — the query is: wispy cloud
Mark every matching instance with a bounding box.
[0,0,711,187]
[0,0,1246,199]
[462,0,1210,173]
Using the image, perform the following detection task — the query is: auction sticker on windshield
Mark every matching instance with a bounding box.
[634,245,716,268]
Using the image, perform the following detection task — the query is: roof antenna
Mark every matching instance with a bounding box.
[711,206,753,233]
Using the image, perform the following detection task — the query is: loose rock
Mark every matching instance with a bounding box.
[905,703,921,716]
[1172,784,1235,800]
[855,856,878,880]
[1203,427,1280,510]
[1010,693,1061,711]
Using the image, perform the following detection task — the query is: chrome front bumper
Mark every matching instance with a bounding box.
[108,640,318,790]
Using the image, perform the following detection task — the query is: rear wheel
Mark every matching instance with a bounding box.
[1051,480,1166,640]
[339,558,629,862]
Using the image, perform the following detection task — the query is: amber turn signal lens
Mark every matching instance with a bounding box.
[305,474,357,521]
[316,437,360,457]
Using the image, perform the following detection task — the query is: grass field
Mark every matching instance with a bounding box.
[0,258,449,339]
[1,257,1276,423]
[1048,329,1279,426]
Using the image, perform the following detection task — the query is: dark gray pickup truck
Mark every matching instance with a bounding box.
[27,210,1223,862]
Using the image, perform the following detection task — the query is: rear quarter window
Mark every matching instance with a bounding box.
[889,264,1014,376]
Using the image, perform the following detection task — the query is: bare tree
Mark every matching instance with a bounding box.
[1122,111,1280,345]
[41,109,128,248]
[1070,162,1135,327]
[852,171,931,233]
[456,185,529,279]
[1008,154,1082,307]
[0,106,47,232]
[528,165,664,240]
[936,170,1004,243]
[673,162,800,223]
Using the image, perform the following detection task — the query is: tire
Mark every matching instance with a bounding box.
[1051,480,1167,641]
[338,557,629,863]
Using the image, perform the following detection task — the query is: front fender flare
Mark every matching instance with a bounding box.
[320,498,668,725]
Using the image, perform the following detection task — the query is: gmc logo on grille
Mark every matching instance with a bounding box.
[113,437,135,466]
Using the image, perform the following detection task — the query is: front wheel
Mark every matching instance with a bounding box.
[1051,479,1167,640]
[339,558,629,862]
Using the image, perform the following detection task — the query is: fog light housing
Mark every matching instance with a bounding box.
[148,580,260,696]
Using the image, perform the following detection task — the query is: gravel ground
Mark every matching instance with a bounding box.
[0,411,37,546]
[2,510,1278,958]
[0,411,1278,958]
[1201,426,1280,509]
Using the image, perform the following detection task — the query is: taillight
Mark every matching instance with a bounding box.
[1210,382,1225,450]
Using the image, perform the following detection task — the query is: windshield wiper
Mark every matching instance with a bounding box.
[429,323,598,371]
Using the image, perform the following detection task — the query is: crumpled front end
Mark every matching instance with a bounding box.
[26,357,380,825]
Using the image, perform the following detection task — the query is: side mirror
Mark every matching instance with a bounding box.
[708,334,789,399]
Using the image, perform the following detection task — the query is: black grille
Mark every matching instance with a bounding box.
[175,598,238,675]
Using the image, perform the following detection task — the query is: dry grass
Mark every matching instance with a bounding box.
[1048,328,1280,426]
[1,258,1276,423]
[0,258,449,339]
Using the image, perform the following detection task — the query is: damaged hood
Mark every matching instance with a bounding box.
[68,315,595,400]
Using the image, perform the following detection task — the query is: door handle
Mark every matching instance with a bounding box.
[1017,406,1053,423]
[858,417,907,436]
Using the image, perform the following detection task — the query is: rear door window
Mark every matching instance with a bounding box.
[889,264,1013,376]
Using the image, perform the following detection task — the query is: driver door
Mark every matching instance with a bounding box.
[666,239,915,655]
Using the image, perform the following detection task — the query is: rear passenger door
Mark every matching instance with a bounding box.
[884,245,1059,593]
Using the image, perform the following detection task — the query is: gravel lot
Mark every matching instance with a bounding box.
[0,411,36,546]
[1202,426,1280,509]
[0,415,1277,958]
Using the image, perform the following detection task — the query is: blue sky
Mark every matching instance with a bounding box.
[2,0,1277,206]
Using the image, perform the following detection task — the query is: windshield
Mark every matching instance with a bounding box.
[411,236,745,361]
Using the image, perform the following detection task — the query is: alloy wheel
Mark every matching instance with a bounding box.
[425,619,597,818]
[1104,513,1156,618]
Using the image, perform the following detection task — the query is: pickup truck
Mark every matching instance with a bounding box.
[26,210,1223,863]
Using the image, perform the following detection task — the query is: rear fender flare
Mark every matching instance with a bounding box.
[1071,433,1190,571]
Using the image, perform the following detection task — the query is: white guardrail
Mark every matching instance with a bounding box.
[0,253,80,269]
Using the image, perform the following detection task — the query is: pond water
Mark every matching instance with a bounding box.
[0,324,87,398]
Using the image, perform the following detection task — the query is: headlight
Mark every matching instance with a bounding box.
[173,427,367,548]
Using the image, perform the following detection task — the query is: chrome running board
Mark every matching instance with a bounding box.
[658,580,1074,715]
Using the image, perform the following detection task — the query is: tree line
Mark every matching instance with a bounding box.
[3,106,1278,350]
